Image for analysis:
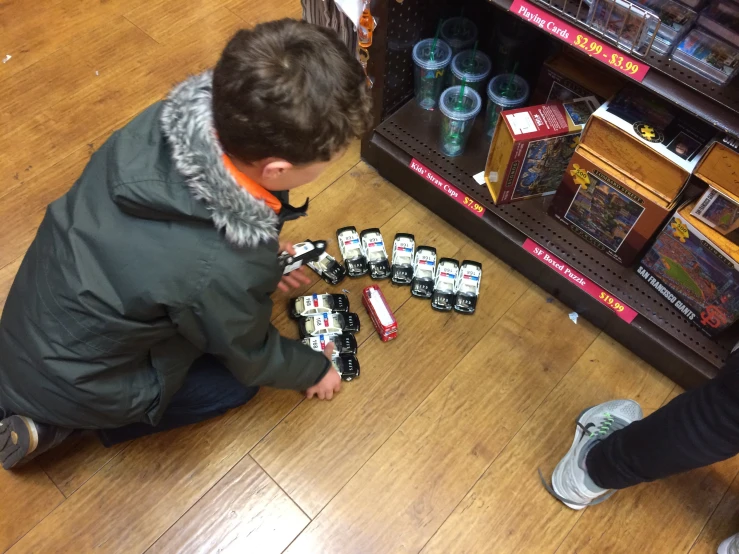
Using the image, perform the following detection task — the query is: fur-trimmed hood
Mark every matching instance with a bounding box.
[160,71,280,247]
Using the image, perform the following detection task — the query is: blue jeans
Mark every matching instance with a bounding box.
[98,355,259,447]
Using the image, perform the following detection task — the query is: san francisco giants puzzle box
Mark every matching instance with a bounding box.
[550,144,673,266]
[638,200,739,336]
[484,96,600,205]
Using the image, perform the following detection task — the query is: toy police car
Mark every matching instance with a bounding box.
[302,332,358,356]
[360,228,391,279]
[411,246,437,298]
[391,233,415,285]
[337,226,368,277]
[307,250,346,286]
[298,312,361,339]
[454,260,482,314]
[279,240,327,274]
[333,355,360,381]
[290,293,349,319]
[431,258,460,312]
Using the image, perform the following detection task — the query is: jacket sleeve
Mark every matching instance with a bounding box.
[172,251,331,391]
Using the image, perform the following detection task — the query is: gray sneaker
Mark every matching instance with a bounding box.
[541,400,643,510]
[719,533,739,554]
[0,415,72,470]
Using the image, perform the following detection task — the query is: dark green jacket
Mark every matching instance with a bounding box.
[0,72,329,429]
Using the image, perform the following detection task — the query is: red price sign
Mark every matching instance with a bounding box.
[409,159,486,218]
[523,239,638,323]
[510,0,649,82]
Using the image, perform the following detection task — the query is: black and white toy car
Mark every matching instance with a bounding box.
[302,332,358,356]
[391,233,415,285]
[333,355,360,381]
[431,258,460,312]
[360,228,391,280]
[279,240,327,274]
[298,312,361,339]
[411,246,437,298]
[337,226,368,277]
[454,260,482,314]
[280,240,346,286]
[290,293,349,319]
[307,250,346,286]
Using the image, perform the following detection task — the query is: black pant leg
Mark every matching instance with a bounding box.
[587,355,739,490]
[99,355,258,447]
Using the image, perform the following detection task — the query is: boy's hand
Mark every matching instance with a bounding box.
[306,343,342,400]
[278,242,313,292]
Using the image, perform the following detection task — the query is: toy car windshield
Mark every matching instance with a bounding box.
[299,312,361,338]
[337,226,368,277]
[302,332,358,356]
[279,239,327,275]
[360,228,391,280]
[454,260,482,314]
[307,251,347,286]
[290,293,349,319]
[431,258,460,312]
[411,246,437,298]
[391,233,415,285]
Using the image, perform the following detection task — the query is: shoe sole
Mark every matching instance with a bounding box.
[718,536,734,554]
[552,406,592,510]
[0,416,33,470]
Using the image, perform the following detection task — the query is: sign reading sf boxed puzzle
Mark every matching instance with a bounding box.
[638,200,739,336]
[484,96,600,205]
[550,88,716,266]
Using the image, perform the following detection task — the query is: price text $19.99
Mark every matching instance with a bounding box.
[574,35,640,75]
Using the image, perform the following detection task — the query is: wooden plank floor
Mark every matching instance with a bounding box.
[1,1,738,552]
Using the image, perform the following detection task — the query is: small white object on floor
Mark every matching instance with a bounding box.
[95,70,99,76]
[473,171,486,186]
[569,312,578,324]
[2,54,11,64]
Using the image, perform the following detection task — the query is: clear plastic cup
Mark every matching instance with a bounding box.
[412,38,453,111]
[485,74,529,138]
[438,86,482,158]
[441,17,479,56]
[450,50,492,95]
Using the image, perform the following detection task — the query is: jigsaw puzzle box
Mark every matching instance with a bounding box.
[484,96,600,205]
[531,52,625,104]
[549,144,674,267]
[638,200,739,336]
[691,137,739,235]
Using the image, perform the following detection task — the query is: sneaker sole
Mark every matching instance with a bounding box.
[718,536,735,554]
[0,416,33,470]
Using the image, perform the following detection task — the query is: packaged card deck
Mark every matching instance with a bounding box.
[691,137,739,235]
[550,144,674,266]
[580,87,716,203]
[587,0,659,55]
[362,285,398,341]
[672,28,739,84]
[698,0,739,48]
[632,0,697,55]
[484,97,600,205]
[638,200,739,336]
[532,53,625,104]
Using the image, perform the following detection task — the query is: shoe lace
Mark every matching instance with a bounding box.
[578,412,627,439]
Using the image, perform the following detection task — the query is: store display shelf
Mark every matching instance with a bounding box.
[365,100,739,388]
[486,0,739,136]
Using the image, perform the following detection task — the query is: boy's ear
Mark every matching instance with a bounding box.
[261,159,294,181]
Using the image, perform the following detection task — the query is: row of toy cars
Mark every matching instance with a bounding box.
[282,228,484,314]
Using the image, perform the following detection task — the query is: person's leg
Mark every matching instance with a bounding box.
[98,355,258,447]
[544,356,739,509]
[587,360,739,489]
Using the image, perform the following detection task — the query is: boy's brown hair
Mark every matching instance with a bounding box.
[212,19,372,165]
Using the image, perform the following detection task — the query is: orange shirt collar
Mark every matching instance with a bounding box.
[222,154,282,214]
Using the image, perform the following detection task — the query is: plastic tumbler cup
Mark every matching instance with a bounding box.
[439,85,482,158]
[450,50,492,95]
[440,17,479,56]
[412,38,452,111]
[485,74,530,138]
